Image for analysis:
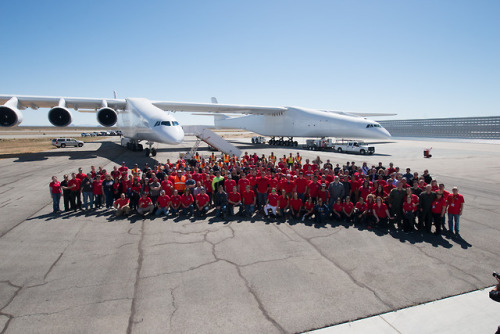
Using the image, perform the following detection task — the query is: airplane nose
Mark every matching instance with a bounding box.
[380,127,391,138]
[158,126,184,144]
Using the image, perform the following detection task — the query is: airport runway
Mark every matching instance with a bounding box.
[0,136,499,334]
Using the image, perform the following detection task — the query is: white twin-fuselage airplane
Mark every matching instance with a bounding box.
[0,94,392,156]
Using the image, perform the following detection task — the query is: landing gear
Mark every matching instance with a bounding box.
[144,142,156,157]
[268,137,298,147]
[122,138,144,152]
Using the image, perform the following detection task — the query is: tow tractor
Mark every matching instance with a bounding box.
[268,136,298,147]
[303,138,335,151]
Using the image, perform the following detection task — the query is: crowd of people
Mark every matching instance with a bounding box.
[48,151,465,235]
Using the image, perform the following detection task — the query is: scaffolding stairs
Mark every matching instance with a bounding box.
[182,126,242,159]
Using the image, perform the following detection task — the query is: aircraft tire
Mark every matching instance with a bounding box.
[152,149,157,157]
[138,144,143,152]
[294,141,298,146]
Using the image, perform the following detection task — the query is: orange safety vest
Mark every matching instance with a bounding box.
[295,155,302,163]
[223,154,230,164]
[174,175,186,191]
[269,155,276,163]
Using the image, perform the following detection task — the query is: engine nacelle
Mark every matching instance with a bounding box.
[48,107,73,127]
[0,105,23,127]
[97,107,118,127]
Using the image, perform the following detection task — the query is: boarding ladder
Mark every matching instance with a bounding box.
[182,125,242,159]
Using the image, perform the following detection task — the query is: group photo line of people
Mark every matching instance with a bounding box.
[48,151,465,235]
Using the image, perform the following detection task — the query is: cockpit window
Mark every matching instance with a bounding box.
[366,124,382,128]
[161,121,171,126]
[172,121,179,126]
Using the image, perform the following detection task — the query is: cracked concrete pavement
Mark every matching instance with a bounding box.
[0,137,500,333]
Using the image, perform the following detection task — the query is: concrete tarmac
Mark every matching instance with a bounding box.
[0,136,499,334]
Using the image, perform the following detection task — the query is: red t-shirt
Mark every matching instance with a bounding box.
[269,178,279,191]
[295,178,308,193]
[196,193,209,207]
[238,178,250,192]
[242,190,255,205]
[403,202,416,213]
[447,194,464,215]
[49,181,62,194]
[256,177,270,193]
[355,202,368,213]
[308,181,320,198]
[170,195,181,208]
[373,203,388,218]
[228,192,241,204]
[119,166,129,174]
[181,194,194,206]
[267,193,279,206]
[68,178,81,191]
[224,179,237,193]
[76,173,87,181]
[304,201,315,211]
[161,180,173,196]
[359,186,372,201]
[157,195,170,208]
[138,197,152,208]
[277,195,288,209]
[333,202,343,213]
[92,180,103,195]
[343,202,354,214]
[114,197,129,208]
[432,197,446,214]
[203,179,213,193]
[365,201,375,215]
[290,198,302,211]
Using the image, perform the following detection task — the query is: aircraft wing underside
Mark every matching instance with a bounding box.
[0,95,126,111]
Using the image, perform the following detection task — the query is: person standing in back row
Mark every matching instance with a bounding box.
[419,185,436,233]
[49,176,62,213]
[447,186,465,235]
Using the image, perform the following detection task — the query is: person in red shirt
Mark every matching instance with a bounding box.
[402,196,417,232]
[264,188,279,217]
[196,187,210,217]
[295,172,309,202]
[289,192,303,219]
[241,185,256,217]
[137,193,153,216]
[358,180,372,202]
[332,197,343,222]
[68,173,82,211]
[342,196,355,224]
[155,190,171,216]
[110,166,120,180]
[302,197,315,222]
[170,190,182,216]
[180,191,194,216]
[447,187,465,235]
[353,196,368,225]
[76,168,87,181]
[161,178,173,196]
[92,175,104,209]
[238,173,250,193]
[114,193,130,217]
[228,186,242,217]
[256,172,270,211]
[224,175,237,194]
[277,189,289,218]
[431,192,446,235]
[373,196,391,228]
[365,194,376,228]
[49,176,62,213]
[307,176,321,201]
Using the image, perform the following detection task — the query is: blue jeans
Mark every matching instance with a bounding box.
[82,192,93,210]
[104,190,114,208]
[448,214,460,233]
[228,203,242,216]
[257,192,267,209]
[244,204,254,217]
[156,207,169,216]
[215,204,227,217]
[52,193,61,212]
[197,206,209,216]
[182,204,194,216]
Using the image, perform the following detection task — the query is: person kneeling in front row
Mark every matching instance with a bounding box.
[114,193,130,217]
[137,193,154,216]
[155,190,170,217]
[196,187,210,217]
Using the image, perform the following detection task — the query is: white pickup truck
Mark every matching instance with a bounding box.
[335,141,375,155]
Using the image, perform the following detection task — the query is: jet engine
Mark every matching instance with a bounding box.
[96,107,118,127]
[48,107,73,127]
[0,104,23,127]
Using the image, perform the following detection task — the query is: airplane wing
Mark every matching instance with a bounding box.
[0,95,126,111]
[152,101,287,115]
[325,110,397,117]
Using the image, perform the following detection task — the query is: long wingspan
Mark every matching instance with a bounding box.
[0,95,126,111]
[152,101,287,115]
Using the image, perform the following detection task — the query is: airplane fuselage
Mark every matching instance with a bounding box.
[214,107,391,139]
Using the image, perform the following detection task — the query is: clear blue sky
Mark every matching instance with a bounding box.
[1,0,499,126]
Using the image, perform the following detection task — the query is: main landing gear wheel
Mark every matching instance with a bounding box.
[151,148,157,157]
[145,148,150,157]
